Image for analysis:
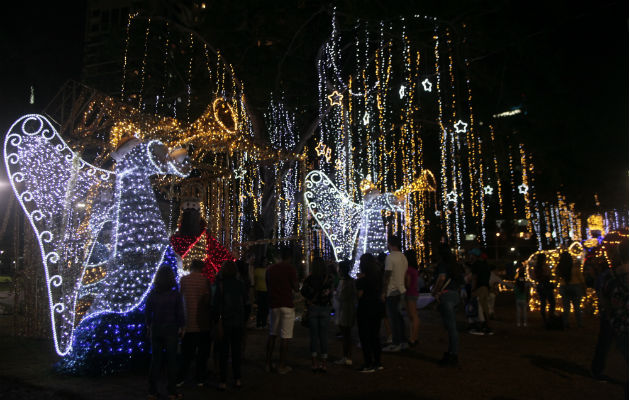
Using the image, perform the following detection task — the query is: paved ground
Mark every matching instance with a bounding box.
[0,294,627,400]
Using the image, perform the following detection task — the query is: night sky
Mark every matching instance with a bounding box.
[0,0,627,211]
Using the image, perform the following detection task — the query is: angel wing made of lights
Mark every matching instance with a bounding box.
[304,170,361,261]
[4,114,189,356]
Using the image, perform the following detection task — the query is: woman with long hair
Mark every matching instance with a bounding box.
[356,253,384,372]
[557,251,585,328]
[214,260,248,390]
[534,253,556,325]
[301,257,333,372]
[404,250,420,347]
[146,265,185,400]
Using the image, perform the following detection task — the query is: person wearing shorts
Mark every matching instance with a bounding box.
[265,247,298,374]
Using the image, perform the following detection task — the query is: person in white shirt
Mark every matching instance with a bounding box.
[382,235,408,352]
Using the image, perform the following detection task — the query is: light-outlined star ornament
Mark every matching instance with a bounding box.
[315,141,332,162]
[484,185,493,195]
[421,78,432,92]
[446,191,458,203]
[399,85,406,99]
[335,159,343,170]
[518,183,529,194]
[327,90,343,106]
[434,210,441,217]
[363,112,370,126]
[234,165,246,180]
[454,120,468,133]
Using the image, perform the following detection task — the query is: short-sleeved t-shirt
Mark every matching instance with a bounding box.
[266,262,297,309]
[385,251,408,296]
[471,260,491,288]
[436,262,462,291]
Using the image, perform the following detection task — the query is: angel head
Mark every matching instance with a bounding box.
[111,136,190,177]
[360,174,379,195]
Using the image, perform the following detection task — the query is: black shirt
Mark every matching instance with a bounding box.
[472,260,491,288]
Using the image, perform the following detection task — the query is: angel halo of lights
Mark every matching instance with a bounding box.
[4,114,189,356]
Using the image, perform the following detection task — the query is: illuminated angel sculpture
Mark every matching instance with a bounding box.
[304,171,405,275]
[305,170,436,275]
[4,114,189,356]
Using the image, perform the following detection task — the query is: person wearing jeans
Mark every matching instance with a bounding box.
[437,290,460,357]
[385,294,405,349]
[382,235,408,352]
[433,244,463,366]
[301,257,333,372]
[308,304,331,365]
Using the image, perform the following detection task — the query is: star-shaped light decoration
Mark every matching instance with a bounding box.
[421,78,432,92]
[234,165,246,180]
[327,90,343,106]
[434,210,441,217]
[335,159,343,170]
[399,85,406,99]
[446,190,458,203]
[324,147,332,162]
[363,112,370,126]
[453,120,468,133]
[484,185,493,195]
[315,141,327,158]
[518,183,529,194]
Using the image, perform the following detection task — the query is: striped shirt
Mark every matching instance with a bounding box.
[180,272,211,332]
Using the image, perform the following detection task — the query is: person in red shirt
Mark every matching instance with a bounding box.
[265,246,298,374]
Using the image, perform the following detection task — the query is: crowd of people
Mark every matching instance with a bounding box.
[143,236,629,399]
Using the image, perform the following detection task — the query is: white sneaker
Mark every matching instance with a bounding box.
[334,358,353,366]
[382,344,401,352]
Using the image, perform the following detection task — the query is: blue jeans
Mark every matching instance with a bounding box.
[308,305,331,358]
[386,294,405,346]
[438,290,459,355]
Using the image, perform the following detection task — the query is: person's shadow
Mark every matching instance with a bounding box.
[523,354,624,385]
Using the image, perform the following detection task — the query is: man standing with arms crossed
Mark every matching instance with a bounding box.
[382,235,408,352]
[265,246,298,374]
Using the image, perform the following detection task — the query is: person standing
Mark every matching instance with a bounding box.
[382,235,408,352]
[432,245,463,366]
[514,264,530,327]
[356,254,384,372]
[213,260,248,390]
[253,260,269,329]
[404,250,420,347]
[591,239,629,381]
[470,248,493,335]
[265,246,298,374]
[301,257,333,372]
[177,259,212,387]
[146,265,185,400]
[534,253,556,326]
[334,260,357,366]
[557,251,585,328]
